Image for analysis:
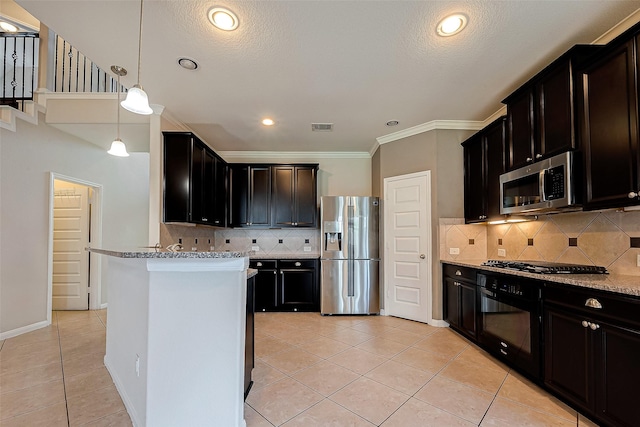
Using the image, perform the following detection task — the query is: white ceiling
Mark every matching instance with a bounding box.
[12,1,640,154]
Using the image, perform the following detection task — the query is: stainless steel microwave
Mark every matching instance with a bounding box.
[500,151,579,215]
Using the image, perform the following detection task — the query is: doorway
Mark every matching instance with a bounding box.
[383,171,432,323]
[47,174,103,317]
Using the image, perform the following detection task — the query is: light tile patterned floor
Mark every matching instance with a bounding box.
[247,312,600,427]
[0,310,599,426]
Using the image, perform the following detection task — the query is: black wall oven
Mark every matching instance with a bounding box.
[477,272,542,378]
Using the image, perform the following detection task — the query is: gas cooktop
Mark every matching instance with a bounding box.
[482,260,608,274]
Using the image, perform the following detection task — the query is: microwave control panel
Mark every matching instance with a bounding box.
[544,165,565,200]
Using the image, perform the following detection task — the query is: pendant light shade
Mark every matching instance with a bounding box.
[109,65,130,157]
[121,0,152,115]
[108,139,130,157]
[121,84,153,115]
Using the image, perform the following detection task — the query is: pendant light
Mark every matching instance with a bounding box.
[121,0,153,115]
[108,66,130,157]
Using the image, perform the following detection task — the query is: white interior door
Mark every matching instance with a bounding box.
[52,180,90,310]
[384,171,431,323]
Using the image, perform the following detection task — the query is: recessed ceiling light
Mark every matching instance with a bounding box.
[208,7,239,31]
[177,57,198,70]
[437,14,468,37]
[262,118,275,126]
[0,21,19,32]
[386,120,399,127]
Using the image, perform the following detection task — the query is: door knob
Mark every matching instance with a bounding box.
[420,254,426,259]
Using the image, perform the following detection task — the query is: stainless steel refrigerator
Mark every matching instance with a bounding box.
[321,196,380,315]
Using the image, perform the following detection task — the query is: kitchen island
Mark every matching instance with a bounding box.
[88,248,250,427]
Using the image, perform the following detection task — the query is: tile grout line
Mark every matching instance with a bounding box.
[54,312,73,427]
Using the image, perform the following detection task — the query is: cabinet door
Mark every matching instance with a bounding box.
[595,323,640,427]
[278,260,318,312]
[459,282,477,339]
[191,143,215,225]
[507,90,535,170]
[444,278,461,329]
[249,167,271,226]
[163,133,192,222]
[212,156,226,226]
[544,307,593,413]
[272,166,317,227]
[229,165,249,227]
[537,61,574,158]
[484,118,506,220]
[580,39,639,210]
[293,166,317,227]
[272,166,295,227]
[253,266,278,312]
[463,134,486,222]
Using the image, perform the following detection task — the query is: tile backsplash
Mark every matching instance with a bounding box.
[160,224,319,255]
[440,210,640,276]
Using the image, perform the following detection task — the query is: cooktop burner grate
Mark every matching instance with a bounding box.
[482,260,608,274]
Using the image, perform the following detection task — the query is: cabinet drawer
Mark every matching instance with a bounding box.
[279,259,317,269]
[443,264,477,283]
[544,284,640,328]
[250,260,277,269]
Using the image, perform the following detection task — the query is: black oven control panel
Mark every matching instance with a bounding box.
[478,273,538,301]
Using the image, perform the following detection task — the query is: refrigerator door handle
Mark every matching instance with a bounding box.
[347,204,355,297]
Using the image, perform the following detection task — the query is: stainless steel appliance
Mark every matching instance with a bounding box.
[477,272,541,377]
[500,151,579,215]
[482,260,608,274]
[321,196,380,315]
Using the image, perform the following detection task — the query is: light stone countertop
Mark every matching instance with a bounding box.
[442,259,640,297]
[87,247,249,259]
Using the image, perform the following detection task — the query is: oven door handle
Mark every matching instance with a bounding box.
[480,288,497,298]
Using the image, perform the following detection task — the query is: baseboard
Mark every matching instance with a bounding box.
[430,319,450,328]
[100,303,108,309]
[104,356,141,427]
[0,320,49,340]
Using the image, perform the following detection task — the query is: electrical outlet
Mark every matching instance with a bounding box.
[498,248,506,257]
[191,247,197,252]
[251,246,260,251]
[135,354,140,377]
[637,254,640,267]
[304,246,312,252]
[449,247,460,255]
[209,246,215,251]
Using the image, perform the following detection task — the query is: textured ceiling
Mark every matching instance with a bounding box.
[13,0,640,153]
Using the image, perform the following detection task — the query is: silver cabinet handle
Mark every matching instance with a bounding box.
[256,262,263,267]
[526,157,533,162]
[202,218,208,221]
[535,153,543,159]
[454,281,461,287]
[629,192,638,199]
[420,254,426,259]
[582,320,589,328]
[585,298,602,309]
[500,349,507,355]
[589,322,600,330]
[295,262,301,267]
[455,270,462,276]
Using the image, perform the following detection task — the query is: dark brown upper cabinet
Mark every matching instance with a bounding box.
[229,164,272,227]
[462,117,506,223]
[503,45,602,171]
[578,32,640,210]
[271,165,318,228]
[163,131,227,226]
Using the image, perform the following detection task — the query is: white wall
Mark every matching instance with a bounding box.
[219,153,372,197]
[0,114,149,334]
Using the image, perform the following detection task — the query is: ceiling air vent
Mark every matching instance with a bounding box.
[311,123,333,132]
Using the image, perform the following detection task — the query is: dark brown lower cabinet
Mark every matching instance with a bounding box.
[445,277,477,340]
[544,285,640,427]
[251,259,319,312]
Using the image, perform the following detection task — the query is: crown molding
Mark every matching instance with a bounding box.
[218,151,371,160]
[376,119,485,145]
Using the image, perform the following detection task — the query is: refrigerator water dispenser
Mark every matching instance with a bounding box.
[323,221,343,251]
